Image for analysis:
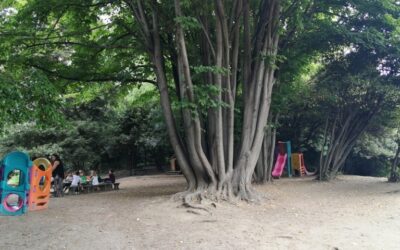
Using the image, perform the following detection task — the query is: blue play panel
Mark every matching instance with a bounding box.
[0,151,32,216]
[0,191,28,216]
[0,151,31,192]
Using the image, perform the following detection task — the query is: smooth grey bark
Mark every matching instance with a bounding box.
[389,130,400,182]
[254,114,278,183]
[130,0,282,202]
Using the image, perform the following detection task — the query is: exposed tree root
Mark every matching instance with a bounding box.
[182,201,211,214]
[235,184,264,203]
[173,189,214,214]
[171,190,193,202]
[186,209,203,215]
[172,182,267,213]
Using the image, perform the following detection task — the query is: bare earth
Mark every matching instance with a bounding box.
[1,174,399,250]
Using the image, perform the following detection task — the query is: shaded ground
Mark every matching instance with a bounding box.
[1,175,400,250]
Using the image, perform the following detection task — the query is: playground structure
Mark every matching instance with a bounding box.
[292,153,316,177]
[272,141,292,178]
[0,152,52,216]
[29,158,52,211]
[272,141,315,178]
[0,152,32,216]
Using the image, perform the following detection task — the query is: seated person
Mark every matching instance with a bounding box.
[63,172,73,193]
[70,171,81,194]
[79,170,87,185]
[104,170,115,184]
[64,172,73,183]
[89,170,100,191]
[90,170,99,186]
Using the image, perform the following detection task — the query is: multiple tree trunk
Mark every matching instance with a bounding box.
[319,99,384,181]
[128,0,282,202]
[126,0,397,202]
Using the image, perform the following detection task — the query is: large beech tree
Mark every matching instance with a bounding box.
[1,0,399,202]
[128,0,283,201]
[1,0,286,202]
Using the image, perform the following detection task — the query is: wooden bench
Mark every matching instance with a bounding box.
[64,182,118,195]
[80,183,92,193]
[97,182,113,191]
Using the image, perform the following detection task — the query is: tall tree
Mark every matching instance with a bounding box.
[2,0,399,200]
[317,55,400,181]
[1,0,284,201]
[126,0,283,201]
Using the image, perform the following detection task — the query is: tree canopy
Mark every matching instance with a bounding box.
[1,0,400,202]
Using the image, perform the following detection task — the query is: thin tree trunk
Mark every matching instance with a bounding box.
[389,131,400,182]
[254,113,278,183]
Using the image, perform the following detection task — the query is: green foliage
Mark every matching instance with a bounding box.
[0,68,63,130]
[1,0,399,178]
[174,16,201,30]
[192,66,230,76]
[344,154,391,177]
[173,85,230,118]
[0,80,169,172]
[0,120,118,171]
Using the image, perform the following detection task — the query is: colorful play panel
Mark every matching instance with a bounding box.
[272,141,292,178]
[0,151,52,216]
[292,153,315,177]
[271,141,315,178]
[0,151,32,216]
[29,158,52,211]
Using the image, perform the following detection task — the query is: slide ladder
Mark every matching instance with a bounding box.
[291,153,316,177]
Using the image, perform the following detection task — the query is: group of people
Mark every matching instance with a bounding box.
[64,169,115,194]
[50,154,116,197]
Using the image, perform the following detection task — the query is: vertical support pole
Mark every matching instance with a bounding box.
[287,141,292,177]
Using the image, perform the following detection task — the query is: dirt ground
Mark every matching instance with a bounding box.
[1,174,399,250]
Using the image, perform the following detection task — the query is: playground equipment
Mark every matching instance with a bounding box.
[0,152,32,216]
[271,154,287,178]
[291,153,316,177]
[29,158,52,211]
[272,141,292,178]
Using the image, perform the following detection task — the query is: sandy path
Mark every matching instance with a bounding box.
[0,175,399,250]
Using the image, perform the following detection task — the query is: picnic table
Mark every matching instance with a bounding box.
[62,181,119,194]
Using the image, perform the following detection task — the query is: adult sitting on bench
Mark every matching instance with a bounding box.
[103,169,119,190]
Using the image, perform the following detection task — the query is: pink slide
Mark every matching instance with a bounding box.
[272,154,287,178]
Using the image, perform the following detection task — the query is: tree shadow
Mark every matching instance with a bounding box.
[106,182,187,200]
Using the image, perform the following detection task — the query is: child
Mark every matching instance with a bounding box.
[70,171,81,194]
[90,170,99,191]
[65,172,73,183]
[90,170,99,186]
[63,172,73,193]
[79,170,87,185]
